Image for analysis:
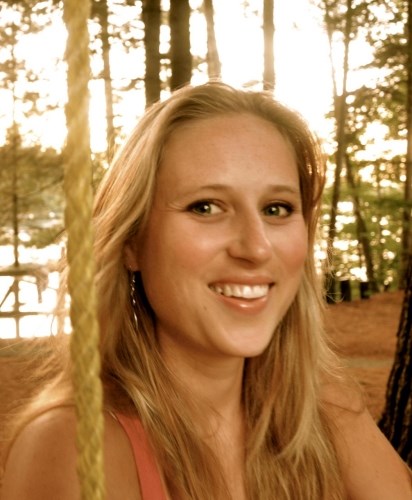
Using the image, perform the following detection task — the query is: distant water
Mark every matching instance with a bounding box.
[0,245,62,338]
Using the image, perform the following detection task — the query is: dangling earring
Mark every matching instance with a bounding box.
[129,270,139,331]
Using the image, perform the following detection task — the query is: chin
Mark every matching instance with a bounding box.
[229,336,274,359]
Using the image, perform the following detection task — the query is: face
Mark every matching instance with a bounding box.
[125,114,308,366]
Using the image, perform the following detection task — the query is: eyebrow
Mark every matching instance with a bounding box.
[180,183,301,196]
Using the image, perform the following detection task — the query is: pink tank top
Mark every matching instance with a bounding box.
[115,413,168,500]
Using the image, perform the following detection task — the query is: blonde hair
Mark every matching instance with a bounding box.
[6,82,348,499]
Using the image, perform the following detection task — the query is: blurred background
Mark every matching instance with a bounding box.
[0,0,410,338]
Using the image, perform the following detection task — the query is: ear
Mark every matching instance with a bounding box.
[124,238,140,271]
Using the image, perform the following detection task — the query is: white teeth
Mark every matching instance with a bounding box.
[210,284,269,299]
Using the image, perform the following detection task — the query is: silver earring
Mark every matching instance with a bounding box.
[129,271,139,330]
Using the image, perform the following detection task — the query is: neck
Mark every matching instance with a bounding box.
[161,343,245,425]
[160,342,247,499]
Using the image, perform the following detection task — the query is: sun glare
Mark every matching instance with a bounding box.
[0,0,337,154]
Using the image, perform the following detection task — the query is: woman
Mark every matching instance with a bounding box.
[2,82,411,499]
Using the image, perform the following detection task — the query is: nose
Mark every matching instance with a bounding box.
[227,212,273,264]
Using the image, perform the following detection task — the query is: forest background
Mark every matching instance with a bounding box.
[0,0,411,335]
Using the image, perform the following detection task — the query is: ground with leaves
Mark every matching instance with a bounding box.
[324,290,403,419]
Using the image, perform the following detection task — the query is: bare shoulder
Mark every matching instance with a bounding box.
[1,407,141,500]
[323,384,412,499]
[1,407,80,500]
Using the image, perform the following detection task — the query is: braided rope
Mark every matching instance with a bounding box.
[62,0,105,498]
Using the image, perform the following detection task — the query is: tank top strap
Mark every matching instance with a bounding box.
[114,412,168,500]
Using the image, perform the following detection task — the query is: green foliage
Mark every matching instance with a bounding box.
[0,128,64,248]
[318,0,408,288]
[341,0,407,137]
[321,170,404,288]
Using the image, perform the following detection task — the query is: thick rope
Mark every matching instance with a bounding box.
[63,0,105,498]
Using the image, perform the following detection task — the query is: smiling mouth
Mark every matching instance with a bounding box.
[209,284,271,299]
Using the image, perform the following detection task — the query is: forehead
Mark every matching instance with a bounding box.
[158,114,298,182]
[149,114,302,211]
[164,113,290,150]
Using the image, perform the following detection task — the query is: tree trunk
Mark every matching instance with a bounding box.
[11,127,21,338]
[263,0,275,91]
[10,32,21,336]
[169,0,192,90]
[10,49,19,269]
[400,0,412,288]
[94,0,116,160]
[346,155,379,292]
[379,257,412,466]
[203,0,221,79]
[323,0,352,299]
[142,0,161,106]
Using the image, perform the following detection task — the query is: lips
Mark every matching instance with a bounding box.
[209,283,271,299]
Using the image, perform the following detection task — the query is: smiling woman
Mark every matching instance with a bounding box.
[1,82,411,500]
[124,114,307,363]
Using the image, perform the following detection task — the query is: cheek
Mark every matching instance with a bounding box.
[139,222,209,289]
[276,225,308,272]
[163,223,225,271]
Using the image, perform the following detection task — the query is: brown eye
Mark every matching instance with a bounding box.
[263,203,292,217]
[188,201,222,216]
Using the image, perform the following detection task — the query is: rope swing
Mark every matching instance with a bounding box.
[62,0,104,498]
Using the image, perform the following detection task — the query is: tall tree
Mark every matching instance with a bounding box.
[203,0,221,79]
[379,256,412,466]
[378,0,412,465]
[401,0,412,288]
[345,155,378,291]
[92,0,116,160]
[0,3,59,253]
[142,0,161,106]
[169,0,192,90]
[323,0,353,298]
[263,0,275,91]
[342,0,408,288]
[0,129,64,248]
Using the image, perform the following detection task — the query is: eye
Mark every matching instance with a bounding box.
[263,202,293,217]
[188,200,222,216]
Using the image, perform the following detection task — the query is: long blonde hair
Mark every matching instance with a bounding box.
[90,82,346,499]
[6,82,347,499]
